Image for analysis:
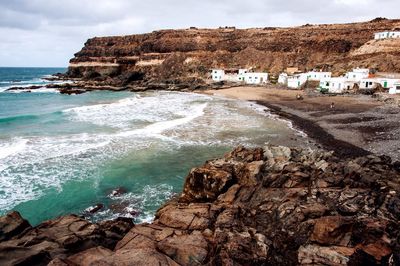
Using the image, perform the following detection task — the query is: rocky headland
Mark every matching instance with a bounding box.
[1,145,399,265]
[8,18,400,95]
[62,18,400,89]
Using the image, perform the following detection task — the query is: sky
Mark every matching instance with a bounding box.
[0,0,398,67]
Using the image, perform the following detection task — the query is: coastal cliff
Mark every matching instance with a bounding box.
[66,18,400,86]
[1,145,399,265]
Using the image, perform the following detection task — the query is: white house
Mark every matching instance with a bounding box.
[278,73,288,85]
[389,82,400,94]
[237,69,249,82]
[305,71,332,81]
[211,69,225,81]
[320,78,357,93]
[374,31,400,40]
[242,72,269,84]
[345,68,370,81]
[376,78,399,90]
[319,79,330,92]
[287,74,307,89]
[211,68,268,84]
[359,79,381,90]
[238,69,249,75]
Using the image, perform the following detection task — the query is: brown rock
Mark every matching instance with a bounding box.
[180,167,233,203]
[0,214,133,265]
[298,244,355,265]
[215,208,238,228]
[310,216,353,246]
[156,204,210,230]
[240,160,264,186]
[2,145,400,265]
[216,184,240,204]
[0,211,31,241]
[157,231,208,265]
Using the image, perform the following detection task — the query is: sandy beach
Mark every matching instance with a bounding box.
[204,86,400,161]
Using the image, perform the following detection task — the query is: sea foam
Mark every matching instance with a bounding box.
[0,138,28,160]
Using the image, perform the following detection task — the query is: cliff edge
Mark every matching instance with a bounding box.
[66,18,400,87]
[1,145,399,265]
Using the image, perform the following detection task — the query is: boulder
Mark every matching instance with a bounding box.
[157,231,208,265]
[310,216,353,246]
[179,167,233,203]
[0,214,133,265]
[298,244,355,265]
[156,204,210,230]
[0,211,31,241]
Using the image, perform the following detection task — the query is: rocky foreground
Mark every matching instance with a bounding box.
[1,145,400,265]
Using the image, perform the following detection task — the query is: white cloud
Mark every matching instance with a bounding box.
[0,0,398,67]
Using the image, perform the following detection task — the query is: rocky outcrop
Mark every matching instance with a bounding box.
[1,145,400,265]
[0,214,133,265]
[66,19,400,86]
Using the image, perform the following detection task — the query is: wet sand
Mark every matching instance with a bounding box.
[204,86,400,160]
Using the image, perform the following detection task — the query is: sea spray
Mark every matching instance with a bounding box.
[0,70,303,225]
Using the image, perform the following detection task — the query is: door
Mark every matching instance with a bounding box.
[384,81,388,88]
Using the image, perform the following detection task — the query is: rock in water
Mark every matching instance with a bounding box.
[84,203,104,214]
[108,187,128,198]
[1,145,400,265]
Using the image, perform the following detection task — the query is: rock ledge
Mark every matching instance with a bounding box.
[1,145,399,265]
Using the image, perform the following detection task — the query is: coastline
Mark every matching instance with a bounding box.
[1,85,400,265]
[2,145,399,265]
[202,86,400,161]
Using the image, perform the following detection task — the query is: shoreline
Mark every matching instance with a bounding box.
[1,144,399,265]
[203,86,400,161]
[1,84,400,265]
[255,101,371,159]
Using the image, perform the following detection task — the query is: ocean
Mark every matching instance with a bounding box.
[0,67,299,225]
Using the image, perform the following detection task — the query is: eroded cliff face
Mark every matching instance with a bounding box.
[66,18,400,86]
[1,145,399,265]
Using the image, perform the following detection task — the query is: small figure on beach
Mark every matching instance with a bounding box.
[296,94,303,100]
[330,102,335,109]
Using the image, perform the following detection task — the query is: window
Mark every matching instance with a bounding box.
[255,77,258,79]
[214,76,218,79]
[369,82,373,85]
[214,70,217,74]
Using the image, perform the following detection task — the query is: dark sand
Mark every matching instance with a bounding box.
[204,86,400,161]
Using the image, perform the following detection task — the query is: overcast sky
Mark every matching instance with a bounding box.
[0,0,398,67]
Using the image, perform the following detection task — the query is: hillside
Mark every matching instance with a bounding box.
[66,18,400,86]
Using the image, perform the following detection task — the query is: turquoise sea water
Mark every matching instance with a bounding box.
[0,67,299,225]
